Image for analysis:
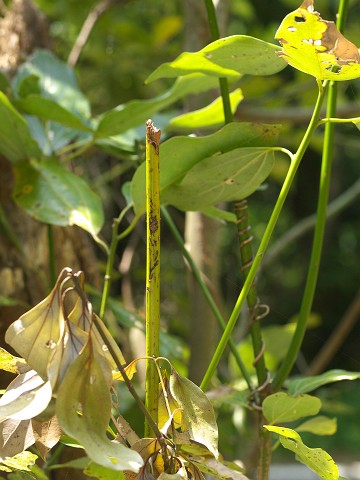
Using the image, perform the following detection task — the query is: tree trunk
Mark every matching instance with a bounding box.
[183,0,228,384]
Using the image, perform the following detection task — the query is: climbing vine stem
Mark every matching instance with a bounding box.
[272,0,349,391]
[201,80,327,391]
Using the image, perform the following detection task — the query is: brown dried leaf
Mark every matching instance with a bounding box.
[31,415,62,460]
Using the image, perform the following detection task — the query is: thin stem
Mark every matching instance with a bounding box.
[92,313,163,440]
[272,0,349,392]
[320,116,360,124]
[144,120,161,437]
[99,217,121,320]
[201,82,327,391]
[161,206,254,391]
[203,0,233,124]
[99,205,135,319]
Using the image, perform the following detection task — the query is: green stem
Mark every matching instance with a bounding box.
[201,81,326,391]
[99,219,120,320]
[203,0,233,124]
[272,0,349,391]
[144,120,161,436]
[320,116,360,124]
[99,204,134,320]
[161,206,254,391]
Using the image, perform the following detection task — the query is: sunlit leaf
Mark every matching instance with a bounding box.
[0,348,29,375]
[167,89,243,131]
[5,273,65,381]
[13,158,104,237]
[169,368,218,459]
[0,371,52,422]
[147,36,286,82]
[263,392,321,424]
[287,369,360,395]
[13,49,91,118]
[264,426,339,480]
[0,91,42,163]
[95,74,222,137]
[131,122,280,215]
[275,0,360,81]
[56,340,143,472]
[16,96,93,132]
[112,359,138,382]
[0,451,37,473]
[0,419,34,460]
[296,416,337,435]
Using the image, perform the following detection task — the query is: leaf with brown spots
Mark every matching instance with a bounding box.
[275,0,360,80]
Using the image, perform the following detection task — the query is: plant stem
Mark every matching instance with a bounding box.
[272,0,349,391]
[203,0,233,124]
[161,206,254,391]
[201,81,326,391]
[144,120,161,436]
[99,204,133,320]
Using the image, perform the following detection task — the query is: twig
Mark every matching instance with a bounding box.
[68,0,121,67]
[307,290,360,375]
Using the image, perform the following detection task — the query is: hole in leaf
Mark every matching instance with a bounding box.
[325,64,342,73]
[294,15,306,22]
[45,340,56,349]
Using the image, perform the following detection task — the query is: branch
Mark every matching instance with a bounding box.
[235,102,360,126]
[68,0,123,67]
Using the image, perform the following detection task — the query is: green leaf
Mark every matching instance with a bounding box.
[49,457,90,470]
[297,416,337,435]
[13,158,104,236]
[95,74,222,137]
[0,91,42,163]
[131,122,280,215]
[275,0,360,81]
[287,369,360,395]
[193,458,249,480]
[168,89,243,131]
[147,36,287,82]
[162,147,274,211]
[169,368,219,458]
[262,392,321,424]
[0,452,37,472]
[84,462,125,480]
[56,341,143,472]
[264,426,339,480]
[13,49,90,118]
[17,96,93,132]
